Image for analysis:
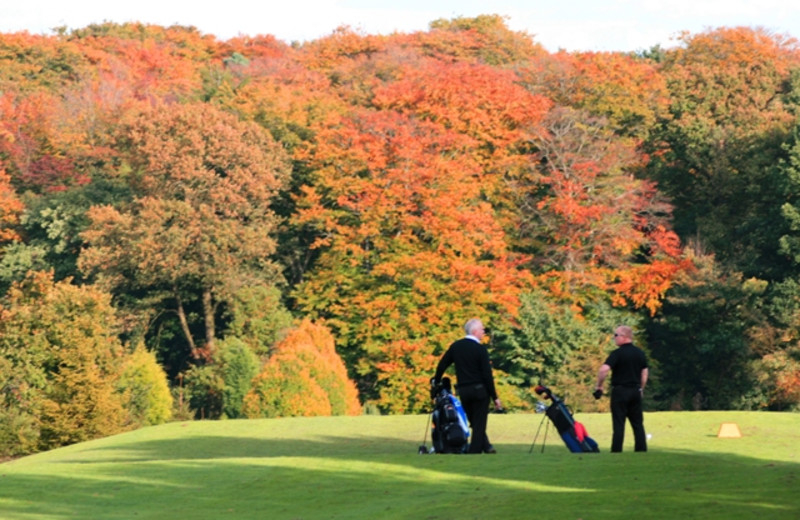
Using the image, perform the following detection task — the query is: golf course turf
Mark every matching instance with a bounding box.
[1,411,797,519]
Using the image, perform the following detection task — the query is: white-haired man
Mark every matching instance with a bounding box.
[433,318,503,454]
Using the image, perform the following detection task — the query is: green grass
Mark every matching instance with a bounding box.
[1,411,798,519]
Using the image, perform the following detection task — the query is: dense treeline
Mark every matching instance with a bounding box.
[1,16,799,455]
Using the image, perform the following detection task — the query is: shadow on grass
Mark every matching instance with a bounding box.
[1,433,798,520]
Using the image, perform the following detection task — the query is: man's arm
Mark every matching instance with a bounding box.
[640,367,649,392]
[595,363,610,391]
[433,347,453,384]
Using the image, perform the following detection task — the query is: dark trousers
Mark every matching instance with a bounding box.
[610,386,647,452]
[458,384,491,453]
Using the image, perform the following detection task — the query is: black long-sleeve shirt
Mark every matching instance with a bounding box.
[604,343,648,387]
[434,337,498,400]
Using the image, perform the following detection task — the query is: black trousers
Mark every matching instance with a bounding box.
[610,386,647,452]
[458,384,491,453]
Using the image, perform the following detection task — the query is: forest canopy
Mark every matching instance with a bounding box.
[2,16,800,455]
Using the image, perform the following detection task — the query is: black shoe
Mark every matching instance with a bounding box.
[485,446,497,454]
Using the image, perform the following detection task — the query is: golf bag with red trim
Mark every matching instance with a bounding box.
[535,384,599,453]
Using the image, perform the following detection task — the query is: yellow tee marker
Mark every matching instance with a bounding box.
[717,423,742,438]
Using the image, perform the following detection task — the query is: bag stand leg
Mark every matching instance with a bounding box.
[529,412,550,454]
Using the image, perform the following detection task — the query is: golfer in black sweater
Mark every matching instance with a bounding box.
[595,325,649,452]
[433,318,503,454]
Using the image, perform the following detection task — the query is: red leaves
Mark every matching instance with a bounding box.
[0,91,86,191]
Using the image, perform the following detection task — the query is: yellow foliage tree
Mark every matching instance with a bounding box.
[0,271,129,451]
[243,319,361,417]
[118,343,173,426]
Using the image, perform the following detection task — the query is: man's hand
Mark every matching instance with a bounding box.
[429,378,439,399]
[592,389,603,400]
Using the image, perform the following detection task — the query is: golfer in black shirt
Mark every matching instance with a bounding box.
[594,325,649,452]
[433,318,503,454]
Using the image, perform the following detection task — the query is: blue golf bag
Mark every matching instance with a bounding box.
[429,377,470,454]
[534,384,599,453]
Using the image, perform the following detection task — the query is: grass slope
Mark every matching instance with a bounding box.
[0,411,798,519]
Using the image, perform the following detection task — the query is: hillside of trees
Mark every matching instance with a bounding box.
[2,15,799,456]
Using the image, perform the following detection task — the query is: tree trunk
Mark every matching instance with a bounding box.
[175,289,199,359]
[202,288,215,354]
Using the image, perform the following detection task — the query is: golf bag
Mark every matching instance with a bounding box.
[429,377,470,454]
[534,384,599,453]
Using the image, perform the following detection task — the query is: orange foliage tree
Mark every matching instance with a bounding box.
[371,57,551,189]
[243,319,361,417]
[520,106,689,315]
[287,21,687,411]
[523,50,670,140]
[511,48,686,316]
[0,32,91,93]
[425,14,548,65]
[0,165,23,242]
[65,23,214,102]
[293,104,528,412]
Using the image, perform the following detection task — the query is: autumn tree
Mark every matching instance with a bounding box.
[288,33,553,412]
[426,14,547,66]
[0,32,91,93]
[0,272,129,454]
[79,102,290,365]
[645,27,800,279]
[371,54,550,177]
[0,165,23,243]
[0,90,89,192]
[521,50,669,140]
[243,319,361,418]
[64,22,214,103]
[117,343,173,426]
[292,104,531,412]
[202,42,343,287]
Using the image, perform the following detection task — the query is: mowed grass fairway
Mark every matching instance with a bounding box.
[1,411,797,519]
